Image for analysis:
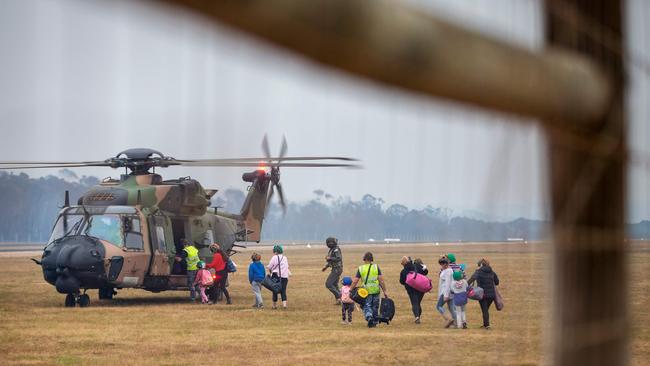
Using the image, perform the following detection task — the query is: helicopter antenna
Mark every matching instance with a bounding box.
[63,190,70,208]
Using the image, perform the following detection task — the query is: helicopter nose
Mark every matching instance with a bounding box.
[41,236,106,294]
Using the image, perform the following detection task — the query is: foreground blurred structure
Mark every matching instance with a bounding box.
[154,0,627,364]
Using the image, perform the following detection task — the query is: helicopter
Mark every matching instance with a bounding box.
[0,137,358,307]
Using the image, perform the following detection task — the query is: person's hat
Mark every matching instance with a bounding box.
[273,244,284,254]
[447,253,456,263]
[453,271,463,281]
[181,238,191,246]
[197,261,205,269]
[342,276,352,286]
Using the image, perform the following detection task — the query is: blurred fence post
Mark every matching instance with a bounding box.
[157,0,628,363]
[545,1,627,365]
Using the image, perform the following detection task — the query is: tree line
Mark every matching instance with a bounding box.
[1,172,648,243]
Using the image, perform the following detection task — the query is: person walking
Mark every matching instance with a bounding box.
[267,244,291,309]
[339,276,355,325]
[399,256,428,324]
[436,256,456,328]
[468,258,500,330]
[350,252,389,328]
[451,270,468,329]
[322,236,343,304]
[181,239,200,302]
[248,252,265,308]
[206,243,232,304]
[193,261,213,304]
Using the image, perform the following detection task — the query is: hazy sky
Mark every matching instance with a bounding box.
[0,0,647,221]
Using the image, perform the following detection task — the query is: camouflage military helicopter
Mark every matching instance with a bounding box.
[0,137,358,307]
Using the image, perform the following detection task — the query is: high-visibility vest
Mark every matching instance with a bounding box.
[184,246,200,271]
[358,263,380,295]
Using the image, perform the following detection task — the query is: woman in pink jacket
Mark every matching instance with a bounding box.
[267,244,291,309]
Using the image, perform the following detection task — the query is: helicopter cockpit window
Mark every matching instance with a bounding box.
[155,226,166,252]
[124,217,144,251]
[85,215,124,247]
[48,214,84,243]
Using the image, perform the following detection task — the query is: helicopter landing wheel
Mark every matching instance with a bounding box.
[78,294,90,307]
[65,293,76,307]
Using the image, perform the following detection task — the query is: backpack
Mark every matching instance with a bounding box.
[200,270,214,286]
[377,297,395,324]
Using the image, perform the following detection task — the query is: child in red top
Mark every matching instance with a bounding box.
[193,261,213,304]
[340,276,355,325]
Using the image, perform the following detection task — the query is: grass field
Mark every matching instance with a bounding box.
[0,242,648,365]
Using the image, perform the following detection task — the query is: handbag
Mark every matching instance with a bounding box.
[261,255,284,293]
[468,286,484,300]
[494,287,504,311]
[261,275,281,293]
[405,271,432,293]
[226,259,237,273]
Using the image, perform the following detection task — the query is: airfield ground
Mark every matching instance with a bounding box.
[0,242,648,366]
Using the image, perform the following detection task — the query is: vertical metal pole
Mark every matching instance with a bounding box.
[545,1,627,365]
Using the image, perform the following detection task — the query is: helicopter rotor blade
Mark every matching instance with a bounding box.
[0,163,111,170]
[261,134,272,161]
[276,182,287,215]
[267,184,275,205]
[279,135,288,162]
[0,160,107,165]
[173,156,359,163]
[175,162,362,168]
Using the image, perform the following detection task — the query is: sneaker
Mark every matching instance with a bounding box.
[367,319,377,328]
[258,304,264,309]
[226,299,232,305]
[341,320,348,325]
[335,299,342,305]
[444,319,455,328]
[462,322,468,329]
[415,317,421,324]
[272,305,277,310]
[347,321,352,325]
[252,304,259,308]
[485,326,491,330]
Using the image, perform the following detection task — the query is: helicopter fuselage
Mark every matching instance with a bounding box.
[38,172,270,304]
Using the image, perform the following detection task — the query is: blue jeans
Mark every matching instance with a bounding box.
[187,270,197,300]
[436,294,457,319]
[363,294,380,322]
[251,281,263,306]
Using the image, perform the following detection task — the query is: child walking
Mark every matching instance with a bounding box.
[248,253,265,308]
[451,270,468,329]
[194,261,214,304]
[340,276,355,325]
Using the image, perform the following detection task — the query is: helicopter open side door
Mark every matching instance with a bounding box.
[148,215,172,276]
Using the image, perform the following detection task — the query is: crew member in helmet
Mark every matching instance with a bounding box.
[322,236,343,304]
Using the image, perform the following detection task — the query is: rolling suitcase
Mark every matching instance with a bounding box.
[378,297,395,324]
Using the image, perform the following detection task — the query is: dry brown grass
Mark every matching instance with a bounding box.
[0,242,648,366]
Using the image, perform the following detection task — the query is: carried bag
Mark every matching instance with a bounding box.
[378,297,395,324]
[200,270,214,286]
[468,286,484,300]
[227,259,237,273]
[351,264,375,304]
[261,255,284,293]
[261,275,281,293]
[494,287,504,311]
[405,271,432,293]
[351,287,368,305]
